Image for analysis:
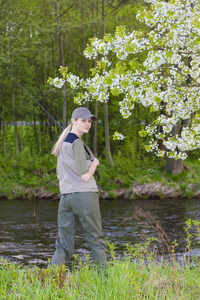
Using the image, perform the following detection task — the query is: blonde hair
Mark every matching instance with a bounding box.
[51,124,72,157]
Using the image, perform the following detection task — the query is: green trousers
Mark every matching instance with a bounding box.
[50,192,107,266]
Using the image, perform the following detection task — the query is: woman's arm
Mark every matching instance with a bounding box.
[81,158,99,182]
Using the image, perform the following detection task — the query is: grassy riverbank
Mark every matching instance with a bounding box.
[1,154,200,200]
[1,258,200,300]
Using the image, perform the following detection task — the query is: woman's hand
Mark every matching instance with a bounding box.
[93,158,100,166]
[81,158,99,182]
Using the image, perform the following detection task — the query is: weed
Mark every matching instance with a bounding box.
[121,208,173,256]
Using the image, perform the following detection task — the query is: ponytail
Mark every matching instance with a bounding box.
[51,124,72,157]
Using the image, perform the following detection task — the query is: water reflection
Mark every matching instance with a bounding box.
[0,198,200,266]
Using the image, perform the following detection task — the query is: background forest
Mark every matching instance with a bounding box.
[1,0,200,200]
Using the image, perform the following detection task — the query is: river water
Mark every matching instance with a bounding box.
[1,198,200,266]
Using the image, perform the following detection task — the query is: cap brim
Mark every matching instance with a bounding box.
[79,113,97,121]
[91,115,97,121]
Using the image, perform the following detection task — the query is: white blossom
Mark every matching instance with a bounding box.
[113,132,125,140]
[52,77,65,88]
[50,0,200,160]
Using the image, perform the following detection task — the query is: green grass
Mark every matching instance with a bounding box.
[1,251,200,299]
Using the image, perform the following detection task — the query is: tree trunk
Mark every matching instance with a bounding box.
[102,0,114,166]
[103,101,114,166]
[1,68,6,157]
[0,2,6,157]
[93,100,98,155]
[165,119,190,174]
[93,0,99,155]
[165,57,192,175]
[9,0,18,156]
[81,0,90,145]
[165,158,183,175]
[165,122,181,174]
[81,0,88,79]
[158,101,166,154]
[55,1,67,129]
[33,114,40,152]
[19,83,24,157]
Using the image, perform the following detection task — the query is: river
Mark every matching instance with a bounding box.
[1,198,200,266]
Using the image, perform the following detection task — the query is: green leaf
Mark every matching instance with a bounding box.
[104,77,113,85]
[111,87,120,96]
[138,130,148,137]
[144,145,151,152]
[125,43,135,53]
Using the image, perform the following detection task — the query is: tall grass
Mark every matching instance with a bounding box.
[1,218,200,300]
[1,254,200,299]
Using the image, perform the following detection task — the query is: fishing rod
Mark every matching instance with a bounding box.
[12,78,64,130]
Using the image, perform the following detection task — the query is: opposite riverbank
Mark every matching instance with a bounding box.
[1,155,200,200]
[1,181,200,201]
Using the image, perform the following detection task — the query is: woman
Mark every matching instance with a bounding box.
[49,107,107,267]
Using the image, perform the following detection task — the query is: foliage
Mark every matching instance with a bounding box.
[0,0,148,161]
[52,0,200,161]
[0,153,58,199]
[2,0,200,189]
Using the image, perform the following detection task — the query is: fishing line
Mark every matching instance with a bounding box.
[12,78,64,130]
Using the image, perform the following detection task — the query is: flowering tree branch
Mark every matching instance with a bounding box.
[48,0,200,160]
